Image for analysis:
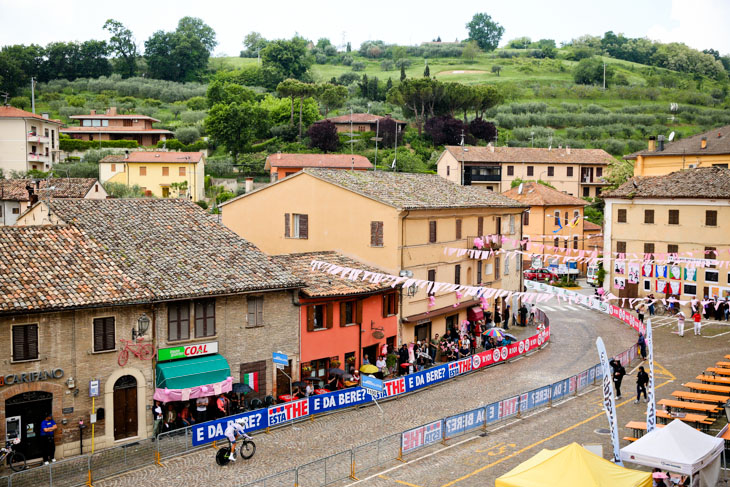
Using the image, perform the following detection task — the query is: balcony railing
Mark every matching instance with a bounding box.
[27,134,50,144]
[467,235,501,252]
[27,153,49,163]
[468,174,501,182]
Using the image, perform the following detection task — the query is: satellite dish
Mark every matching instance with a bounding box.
[668,131,675,142]
[372,331,385,339]
[517,183,524,194]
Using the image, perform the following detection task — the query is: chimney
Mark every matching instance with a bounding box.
[108,107,117,116]
[42,113,49,119]
[277,151,282,160]
[124,150,129,159]
[657,135,665,151]
[566,146,571,155]
[488,143,494,153]
[701,137,708,149]
[245,177,254,193]
[26,183,38,206]
[89,109,96,116]
[648,136,656,152]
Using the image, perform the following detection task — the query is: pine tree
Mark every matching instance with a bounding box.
[436,36,442,42]
[346,42,351,52]
[424,65,430,77]
[400,64,406,82]
[386,77,393,92]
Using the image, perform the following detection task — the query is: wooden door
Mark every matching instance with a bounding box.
[276,361,293,397]
[114,376,138,440]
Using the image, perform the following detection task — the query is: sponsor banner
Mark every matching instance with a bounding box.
[402,420,443,453]
[192,410,267,446]
[551,377,571,402]
[576,370,591,391]
[527,386,552,410]
[645,320,657,433]
[444,408,486,437]
[267,398,310,426]
[486,401,500,424]
[309,388,372,414]
[404,365,450,392]
[498,395,520,419]
[589,366,596,383]
[597,337,623,466]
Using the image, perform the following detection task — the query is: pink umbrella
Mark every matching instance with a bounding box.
[652,472,668,479]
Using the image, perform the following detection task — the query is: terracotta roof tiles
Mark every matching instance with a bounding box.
[265,153,372,170]
[319,113,406,124]
[502,182,589,207]
[0,105,62,124]
[444,146,615,165]
[99,151,204,164]
[602,167,730,199]
[0,178,99,202]
[625,125,730,159]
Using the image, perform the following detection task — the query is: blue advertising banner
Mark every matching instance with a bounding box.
[526,386,552,410]
[401,420,443,453]
[551,378,571,402]
[308,387,373,415]
[192,409,267,446]
[404,364,450,392]
[486,401,500,424]
[444,408,485,437]
[361,375,383,392]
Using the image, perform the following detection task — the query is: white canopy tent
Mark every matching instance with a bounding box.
[620,420,724,487]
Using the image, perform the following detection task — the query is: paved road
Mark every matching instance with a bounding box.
[94,302,637,487]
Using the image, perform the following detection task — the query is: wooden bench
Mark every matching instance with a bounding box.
[715,361,730,368]
[696,375,730,385]
[656,409,709,424]
[672,390,730,404]
[658,398,720,414]
[622,436,638,442]
[705,367,730,376]
[684,382,730,394]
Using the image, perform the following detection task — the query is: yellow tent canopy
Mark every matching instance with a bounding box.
[495,443,652,487]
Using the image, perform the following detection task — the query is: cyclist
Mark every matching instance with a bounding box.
[223,418,251,462]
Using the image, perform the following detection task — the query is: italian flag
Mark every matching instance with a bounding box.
[242,372,259,392]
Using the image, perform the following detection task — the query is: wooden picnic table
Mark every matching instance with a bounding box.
[672,390,729,404]
[625,421,665,438]
[696,374,730,385]
[705,367,730,376]
[724,354,730,360]
[656,410,709,424]
[658,398,720,414]
[715,361,730,368]
[684,382,730,394]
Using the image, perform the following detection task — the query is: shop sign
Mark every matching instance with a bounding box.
[158,341,218,361]
[0,368,64,387]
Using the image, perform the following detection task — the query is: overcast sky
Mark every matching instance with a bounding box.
[1,0,728,56]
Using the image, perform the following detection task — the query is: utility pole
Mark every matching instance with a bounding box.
[603,63,606,91]
[31,77,36,114]
[374,119,379,171]
[460,129,465,185]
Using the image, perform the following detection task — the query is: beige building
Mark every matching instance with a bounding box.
[626,125,730,177]
[502,182,589,273]
[0,178,107,225]
[99,151,205,200]
[8,199,302,458]
[602,167,730,302]
[61,107,173,146]
[220,168,526,343]
[0,105,63,174]
[437,145,615,198]
[314,113,407,134]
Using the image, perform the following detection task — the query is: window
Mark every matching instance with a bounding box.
[668,244,678,254]
[494,257,500,279]
[523,211,530,225]
[284,213,309,239]
[617,209,627,223]
[195,300,215,337]
[168,302,190,341]
[307,304,329,330]
[102,120,108,127]
[370,221,384,247]
[616,241,626,254]
[705,247,717,268]
[93,317,116,352]
[139,166,147,176]
[476,262,482,284]
[162,167,169,176]
[573,236,578,250]
[340,300,360,326]
[427,270,436,295]
[12,324,38,362]
[428,221,437,243]
[455,219,462,240]
[111,163,116,172]
[564,238,568,250]
[454,264,461,285]
[547,166,554,177]
[446,166,450,176]
[566,167,574,177]
[643,280,651,291]
[247,296,264,327]
[382,292,398,317]
[554,211,560,226]
[644,243,655,255]
[92,119,101,127]
[509,215,515,234]
[705,270,719,283]
[123,119,133,127]
[504,257,509,275]
[596,168,603,178]
[83,120,91,127]
[179,167,186,176]
[668,209,679,225]
[564,211,568,225]
[477,217,484,236]
[706,210,717,227]
[495,216,501,235]
[527,166,534,176]
[644,209,654,224]
[554,237,559,248]
[683,284,697,295]
[507,166,514,176]
[583,187,590,197]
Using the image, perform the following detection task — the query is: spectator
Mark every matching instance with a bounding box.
[637,333,647,361]
[677,311,685,337]
[164,404,177,431]
[179,404,194,427]
[519,304,528,327]
[216,394,229,418]
[504,304,511,329]
[693,311,702,336]
[610,358,626,399]
[634,366,649,404]
[195,396,209,423]
[40,414,57,465]
[153,401,163,437]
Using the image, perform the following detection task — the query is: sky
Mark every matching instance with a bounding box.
[1,0,728,56]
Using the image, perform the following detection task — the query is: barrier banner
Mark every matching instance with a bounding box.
[498,395,520,419]
[527,386,552,409]
[402,420,443,453]
[551,378,570,402]
[309,387,372,414]
[444,408,486,437]
[192,409,267,446]
[268,398,310,426]
[597,337,623,466]
[486,401,501,424]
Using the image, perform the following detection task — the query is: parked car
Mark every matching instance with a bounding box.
[586,264,600,287]
[523,268,558,282]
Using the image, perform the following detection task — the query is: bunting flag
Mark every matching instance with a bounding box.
[242,372,259,392]
[645,320,656,433]
[596,337,623,466]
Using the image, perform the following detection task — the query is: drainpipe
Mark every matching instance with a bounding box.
[399,210,410,346]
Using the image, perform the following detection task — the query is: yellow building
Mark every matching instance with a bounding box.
[99,151,205,200]
[502,182,589,273]
[437,145,615,198]
[220,168,527,343]
[0,105,63,174]
[602,167,730,302]
[628,125,730,176]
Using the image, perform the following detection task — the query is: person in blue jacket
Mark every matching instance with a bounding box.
[40,414,57,465]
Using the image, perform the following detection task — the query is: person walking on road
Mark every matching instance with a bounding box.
[693,311,702,336]
[504,305,511,329]
[519,304,528,327]
[634,366,649,404]
[677,311,685,337]
[636,303,645,323]
[647,294,656,316]
[637,333,647,360]
[610,359,626,399]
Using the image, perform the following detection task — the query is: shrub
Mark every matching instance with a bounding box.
[180,110,207,125]
[351,61,366,72]
[341,55,353,66]
[195,200,208,210]
[469,118,498,142]
[51,162,99,179]
[10,96,30,110]
[270,124,299,142]
[175,126,201,144]
[306,120,339,152]
[380,60,394,71]
[104,182,146,198]
[60,139,138,152]
[425,115,471,146]
[337,72,361,85]
[82,148,124,163]
[186,96,208,110]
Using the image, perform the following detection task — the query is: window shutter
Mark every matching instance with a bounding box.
[356,300,363,324]
[376,222,383,246]
[307,306,315,331]
[382,295,388,318]
[429,221,437,243]
[391,292,399,315]
[93,319,104,352]
[26,324,38,360]
[284,213,290,237]
[477,217,484,237]
[326,302,333,329]
[104,318,115,351]
[455,264,461,285]
[455,219,462,240]
[247,298,256,325]
[180,304,189,339]
[256,297,263,326]
[299,214,308,239]
[370,222,377,246]
[340,302,347,326]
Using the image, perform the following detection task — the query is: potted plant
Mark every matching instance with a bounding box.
[386,353,398,376]
[302,364,313,375]
[330,358,341,368]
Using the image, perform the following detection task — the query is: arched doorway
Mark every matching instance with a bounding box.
[6,391,53,460]
[113,375,138,440]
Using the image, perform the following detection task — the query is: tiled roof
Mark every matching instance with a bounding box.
[318,113,407,124]
[271,251,392,298]
[0,226,151,313]
[99,151,204,164]
[265,153,372,170]
[0,105,62,124]
[0,178,99,201]
[625,125,730,159]
[443,146,614,165]
[70,114,160,122]
[583,221,602,231]
[502,182,588,207]
[61,127,173,134]
[602,167,730,199]
[45,199,303,300]
[300,168,527,210]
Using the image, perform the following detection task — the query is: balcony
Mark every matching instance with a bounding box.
[467,236,501,252]
[27,134,50,144]
[469,174,501,182]
[464,165,501,185]
[27,153,50,163]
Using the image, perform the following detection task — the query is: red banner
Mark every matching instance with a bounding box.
[472,326,551,371]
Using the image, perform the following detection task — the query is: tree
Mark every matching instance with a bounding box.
[387,78,443,135]
[207,79,257,106]
[103,19,137,77]
[306,120,339,152]
[144,18,216,82]
[573,57,614,86]
[462,41,480,63]
[177,16,217,52]
[378,117,402,148]
[473,84,503,118]
[175,127,200,144]
[491,64,502,76]
[10,96,30,110]
[317,83,347,116]
[400,64,406,81]
[242,31,267,57]
[469,118,497,142]
[466,13,504,52]
[276,78,302,124]
[441,82,476,121]
[206,101,265,162]
[424,64,430,77]
[261,37,312,80]
[425,115,470,146]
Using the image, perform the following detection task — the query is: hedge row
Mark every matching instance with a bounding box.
[60,139,138,151]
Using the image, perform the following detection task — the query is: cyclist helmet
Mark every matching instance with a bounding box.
[235,418,246,425]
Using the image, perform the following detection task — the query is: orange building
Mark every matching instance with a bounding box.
[272,251,398,383]
[265,153,372,182]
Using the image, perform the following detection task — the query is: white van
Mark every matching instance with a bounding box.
[586,264,600,287]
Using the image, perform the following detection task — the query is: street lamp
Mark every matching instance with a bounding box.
[133,313,150,340]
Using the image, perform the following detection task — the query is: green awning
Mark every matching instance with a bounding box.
[155,354,231,390]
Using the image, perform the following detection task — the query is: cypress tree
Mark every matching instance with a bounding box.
[400,64,406,81]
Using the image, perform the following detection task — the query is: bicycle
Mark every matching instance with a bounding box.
[1,439,27,472]
[117,338,154,366]
[215,436,256,466]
